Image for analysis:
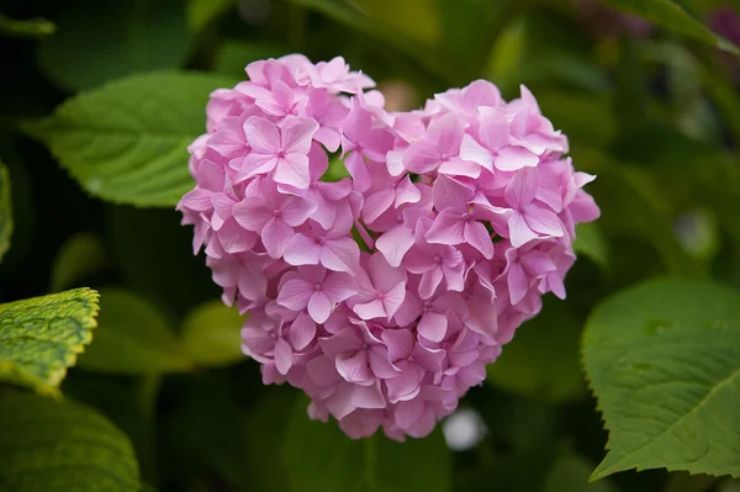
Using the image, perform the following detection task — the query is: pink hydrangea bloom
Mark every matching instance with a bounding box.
[178,54,600,441]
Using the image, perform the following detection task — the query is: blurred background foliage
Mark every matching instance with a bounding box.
[0,0,739,491]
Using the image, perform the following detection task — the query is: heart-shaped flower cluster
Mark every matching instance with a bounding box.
[178,55,600,440]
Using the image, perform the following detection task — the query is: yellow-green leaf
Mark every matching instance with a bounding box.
[0,391,140,491]
[0,12,55,38]
[0,288,99,395]
[181,300,245,367]
[77,288,193,374]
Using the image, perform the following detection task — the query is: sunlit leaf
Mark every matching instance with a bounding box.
[50,232,107,291]
[282,396,452,492]
[0,288,99,395]
[181,300,245,367]
[25,71,236,207]
[0,391,140,491]
[583,278,740,480]
[37,0,191,91]
[77,288,193,374]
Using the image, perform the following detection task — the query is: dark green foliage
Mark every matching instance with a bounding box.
[1,0,739,490]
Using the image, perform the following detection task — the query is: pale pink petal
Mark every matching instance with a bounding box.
[308,291,333,324]
[353,299,386,320]
[274,154,310,189]
[376,225,415,268]
[363,189,395,224]
[280,116,319,154]
[426,210,465,245]
[505,168,538,208]
[320,237,360,273]
[383,281,407,321]
[494,146,539,171]
[274,338,293,375]
[459,134,493,171]
[276,278,312,311]
[418,267,444,299]
[464,221,494,259]
[394,176,421,208]
[418,311,448,342]
[232,198,271,231]
[289,312,317,351]
[283,233,322,266]
[244,116,280,153]
[525,204,563,238]
[508,210,538,247]
[336,351,372,385]
[507,261,529,305]
[322,272,358,302]
[261,217,294,258]
[281,196,316,226]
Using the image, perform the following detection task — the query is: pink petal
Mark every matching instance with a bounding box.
[426,210,465,245]
[274,338,293,375]
[308,291,333,324]
[524,204,563,238]
[261,217,294,258]
[432,175,472,211]
[507,261,529,305]
[276,278,312,311]
[505,168,538,208]
[244,116,280,153]
[418,311,448,342]
[394,176,421,208]
[232,198,271,231]
[494,146,539,171]
[323,272,358,302]
[375,225,415,268]
[281,196,316,227]
[283,233,322,266]
[464,221,494,259]
[508,210,538,247]
[289,313,316,351]
[383,281,407,321]
[280,116,319,154]
[459,134,493,171]
[418,267,444,299]
[320,237,360,273]
[274,154,310,189]
[336,351,372,385]
[353,299,386,320]
[362,189,395,224]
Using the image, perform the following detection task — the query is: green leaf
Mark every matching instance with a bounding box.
[0,288,99,395]
[181,300,245,367]
[187,0,234,32]
[37,0,191,91]
[282,396,452,492]
[575,222,609,268]
[544,449,619,492]
[51,232,107,291]
[487,299,585,403]
[582,278,740,480]
[77,288,193,374]
[0,160,11,263]
[603,0,740,55]
[0,391,140,491]
[0,12,55,38]
[25,71,236,207]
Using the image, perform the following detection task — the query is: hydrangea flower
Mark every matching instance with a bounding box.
[178,55,600,441]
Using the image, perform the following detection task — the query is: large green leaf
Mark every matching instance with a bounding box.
[0,288,99,395]
[181,300,245,367]
[582,278,740,480]
[0,160,11,262]
[25,71,236,207]
[282,396,452,492]
[77,288,193,374]
[487,299,585,403]
[603,0,740,55]
[0,391,140,491]
[37,0,191,91]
